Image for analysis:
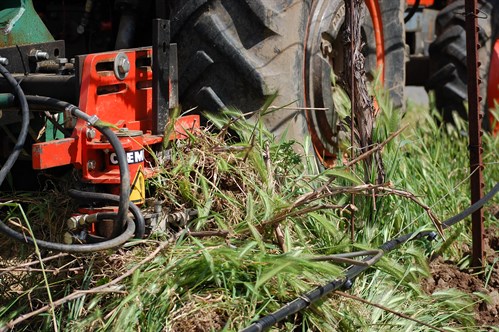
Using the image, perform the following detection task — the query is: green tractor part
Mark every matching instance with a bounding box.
[0,0,54,47]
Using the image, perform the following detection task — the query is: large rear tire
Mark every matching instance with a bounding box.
[170,0,406,163]
[426,0,494,123]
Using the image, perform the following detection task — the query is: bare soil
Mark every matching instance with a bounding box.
[422,227,499,328]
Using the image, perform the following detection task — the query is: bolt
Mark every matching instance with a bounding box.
[33,50,50,61]
[57,57,68,65]
[87,160,97,170]
[86,128,96,140]
[77,24,85,35]
[117,57,130,74]
[57,58,68,71]
[0,57,9,66]
[67,216,80,230]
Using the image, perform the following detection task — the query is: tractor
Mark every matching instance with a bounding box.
[0,0,497,250]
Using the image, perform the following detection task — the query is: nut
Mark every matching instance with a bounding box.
[117,57,130,74]
[86,128,96,140]
[57,57,68,65]
[67,216,80,230]
[87,160,97,170]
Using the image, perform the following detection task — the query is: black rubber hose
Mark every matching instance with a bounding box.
[24,95,131,231]
[0,92,135,252]
[0,64,29,185]
[381,182,499,252]
[0,217,135,253]
[68,189,145,239]
[242,182,499,332]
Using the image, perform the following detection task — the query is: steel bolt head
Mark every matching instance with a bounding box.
[87,160,97,170]
[34,50,49,61]
[57,58,68,65]
[117,57,130,74]
[86,128,96,140]
[67,216,80,230]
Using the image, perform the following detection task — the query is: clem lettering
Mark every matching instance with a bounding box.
[109,149,145,165]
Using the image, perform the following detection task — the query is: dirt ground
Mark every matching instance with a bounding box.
[422,226,499,327]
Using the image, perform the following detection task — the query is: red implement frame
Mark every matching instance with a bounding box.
[32,48,199,185]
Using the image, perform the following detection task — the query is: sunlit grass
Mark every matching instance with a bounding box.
[1,87,498,331]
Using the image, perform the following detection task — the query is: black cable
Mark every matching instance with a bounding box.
[68,189,145,239]
[242,182,499,332]
[24,95,131,231]
[0,88,136,252]
[0,217,135,253]
[0,64,29,185]
[404,0,421,23]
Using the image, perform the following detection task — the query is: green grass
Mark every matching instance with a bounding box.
[0,92,498,331]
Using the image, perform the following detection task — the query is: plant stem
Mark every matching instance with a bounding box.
[334,291,447,332]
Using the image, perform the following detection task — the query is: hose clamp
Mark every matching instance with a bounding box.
[87,115,99,126]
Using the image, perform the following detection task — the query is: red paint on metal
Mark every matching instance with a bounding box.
[32,47,199,190]
[487,39,499,136]
[406,0,434,7]
[169,115,200,140]
[32,138,76,169]
[366,0,385,82]
[303,0,386,167]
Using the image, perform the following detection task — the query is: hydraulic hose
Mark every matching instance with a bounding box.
[242,182,499,332]
[0,86,136,252]
[0,217,135,253]
[24,95,131,230]
[68,189,145,239]
[0,64,29,185]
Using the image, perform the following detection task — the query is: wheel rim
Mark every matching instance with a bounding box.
[303,0,385,167]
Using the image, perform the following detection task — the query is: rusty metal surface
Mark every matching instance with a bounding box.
[348,0,356,241]
[0,40,65,74]
[464,0,485,268]
[152,19,170,136]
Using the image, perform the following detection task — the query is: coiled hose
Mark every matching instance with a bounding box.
[0,65,137,252]
[68,189,145,239]
[25,95,131,230]
[242,182,499,332]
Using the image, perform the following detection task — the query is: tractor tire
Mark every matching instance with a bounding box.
[169,0,405,161]
[426,0,494,124]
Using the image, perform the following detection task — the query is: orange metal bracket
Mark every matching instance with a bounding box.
[365,0,385,83]
[487,39,499,136]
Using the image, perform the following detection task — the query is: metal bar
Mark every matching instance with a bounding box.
[464,0,485,269]
[348,0,356,242]
[0,74,78,106]
[169,43,179,110]
[152,19,170,136]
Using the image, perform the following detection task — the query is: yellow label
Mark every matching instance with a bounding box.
[130,165,145,205]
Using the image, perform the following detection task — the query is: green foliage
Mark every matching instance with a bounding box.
[2,91,498,331]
